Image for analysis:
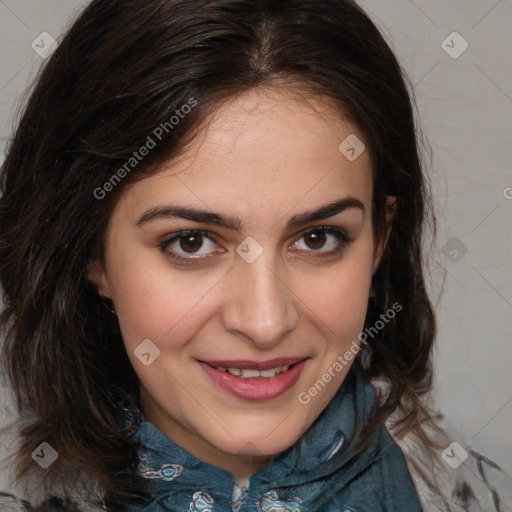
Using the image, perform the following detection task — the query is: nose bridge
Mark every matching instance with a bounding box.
[222,248,298,346]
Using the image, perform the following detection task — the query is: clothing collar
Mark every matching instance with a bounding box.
[127,365,421,512]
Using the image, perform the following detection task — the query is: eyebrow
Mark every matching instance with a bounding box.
[136,197,365,232]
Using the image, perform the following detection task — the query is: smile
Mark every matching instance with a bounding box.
[198,357,309,400]
[211,365,290,379]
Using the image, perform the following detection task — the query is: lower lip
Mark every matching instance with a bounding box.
[198,359,308,400]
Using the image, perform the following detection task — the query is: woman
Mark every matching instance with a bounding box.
[0,0,510,510]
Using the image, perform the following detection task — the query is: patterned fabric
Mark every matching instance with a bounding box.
[393,422,512,512]
[1,367,511,510]
[0,492,83,511]
[113,365,421,511]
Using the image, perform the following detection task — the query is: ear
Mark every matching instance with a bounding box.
[87,259,113,299]
[372,195,397,275]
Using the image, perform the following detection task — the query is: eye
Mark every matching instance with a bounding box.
[159,226,352,265]
[291,227,352,257]
[159,230,222,263]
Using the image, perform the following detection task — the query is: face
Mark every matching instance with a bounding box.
[90,86,395,479]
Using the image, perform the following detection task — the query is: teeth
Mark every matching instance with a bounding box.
[219,365,290,378]
[241,369,260,378]
[259,368,278,378]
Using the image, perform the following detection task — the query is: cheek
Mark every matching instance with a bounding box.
[106,224,374,356]
[104,247,220,353]
[317,276,370,358]
[301,247,373,339]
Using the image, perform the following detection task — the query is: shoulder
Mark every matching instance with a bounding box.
[0,490,106,512]
[387,411,512,512]
[0,491,33,511]
[0,493,86,511]
[0,394,104,511]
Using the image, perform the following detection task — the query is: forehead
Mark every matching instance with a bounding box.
[116,86,373,225]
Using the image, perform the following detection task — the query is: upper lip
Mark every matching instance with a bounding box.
[200,356,308,371]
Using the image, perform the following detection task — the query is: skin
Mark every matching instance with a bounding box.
[89,86,396,480]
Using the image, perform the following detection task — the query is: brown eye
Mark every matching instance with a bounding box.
[159,230,220,263]
[292,227,352,258]
[179,233,204,253]
[304,230,327,250]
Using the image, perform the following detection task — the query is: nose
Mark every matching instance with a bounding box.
[220,252,300,349]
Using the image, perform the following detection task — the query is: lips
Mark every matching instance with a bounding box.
[214,365,291,379]
[200,356,306,371]
[197,356,309,400]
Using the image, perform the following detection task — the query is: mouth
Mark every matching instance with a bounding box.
[197,357,309,400]
[209,364,291,379]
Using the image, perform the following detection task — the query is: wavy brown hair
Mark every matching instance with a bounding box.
[0,0,439,507]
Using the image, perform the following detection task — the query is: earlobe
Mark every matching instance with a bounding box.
[372,195,398,275]
[87,259,112,299]
[385,195,398,224]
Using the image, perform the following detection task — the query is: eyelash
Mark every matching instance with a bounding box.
[158,227,353,264]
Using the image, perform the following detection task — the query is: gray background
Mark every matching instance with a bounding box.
[0,0,511,479]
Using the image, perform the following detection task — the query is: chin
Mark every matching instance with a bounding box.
[205,424,303,458]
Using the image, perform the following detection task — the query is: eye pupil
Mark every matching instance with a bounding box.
[305,231,326,250]
[180,234,203,253]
